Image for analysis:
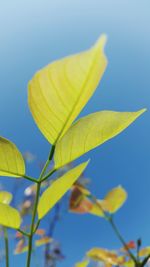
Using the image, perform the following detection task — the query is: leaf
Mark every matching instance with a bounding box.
[103,186,127,213]
[139,247,150,257]
[88,200,105,217]
[28,36,107,145]
[88,186,127,217]
[54,109,146,168]
[87,248,124,265]
[75,259,89,267]
[14,241,28,255]
[38,161,89,219]
[35,237,52,247]
[0,203,21,229]
[14,239,26,255]
[0,191,13,204]
[123,260,135,267]
[0,136,25,177]
[69,187,93,214]
[35,228,45,236]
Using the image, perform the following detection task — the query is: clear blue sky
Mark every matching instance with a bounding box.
[0,1,150,266]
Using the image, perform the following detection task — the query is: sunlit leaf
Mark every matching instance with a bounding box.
[35,228,45,236]
[14,239,28,255]
[74,185,91,196]
[28,36,107,145]
[75,259,89,267]
[123,259,135,267]
[38,161,89,219]
[0,203,21,229]
[0,136,25,177]
[139,247,150,257]
[69,187,93,214]
[88,200,105,217]
[54,109,146,168]
[103,186,127,213]
[87,248,125,265]
[0,191,13,204]
[35,237,52,247]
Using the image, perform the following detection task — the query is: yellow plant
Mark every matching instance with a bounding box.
[0,36,147,267]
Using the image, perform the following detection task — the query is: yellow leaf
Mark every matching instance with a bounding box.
[75,259,89,267]
[139,247,150,257]
[35,237,52,247]
[0,136,25,177]
[0,203,21,229]
[88,200,105,217]
[38,161,89,219]
[0,191,13,204]
[104,186,127,213]
[87,248,124,265]
[14,239,27,255]
[54,109,146,168]
[123,260,135,267]
[28,36,107,145]
[69,186,93,214]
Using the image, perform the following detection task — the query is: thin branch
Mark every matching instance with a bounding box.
[3,227,9,267]
[26,145,56,267]
[23,175,39,183]
[17,229,30,237]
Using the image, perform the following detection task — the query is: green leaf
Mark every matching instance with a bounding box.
[0,203,21,229]
[54,109,146,168]
[0,136,25,177]
[38,161,89,219]
[28,35,107,145]
[0,191,13,204]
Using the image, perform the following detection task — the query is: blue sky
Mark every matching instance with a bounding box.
[0,1,150,266]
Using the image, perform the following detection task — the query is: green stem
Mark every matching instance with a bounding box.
[23,175,39,183]
[26,182,41,267]
[41,169,56,182]
[3,227,9,267]
[26,145,55,267]
[33,220,40,234]
[141,254,150,267]
[90,195,137,264]
[109,217,137,264]
[17,229,30,237]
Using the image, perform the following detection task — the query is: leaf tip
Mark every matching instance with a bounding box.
[94,34,108,51]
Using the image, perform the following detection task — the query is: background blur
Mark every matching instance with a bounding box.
[0,1,149,266]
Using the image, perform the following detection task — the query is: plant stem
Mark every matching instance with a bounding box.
[109,217,137,264]
[23,175,39,183]
[26,182,41,267]
[141,254,150,267]
[17,229,30,237]
[90,195,137,264]
[41,169,56,182]
[26,145,55,267]
[3,227,9,267]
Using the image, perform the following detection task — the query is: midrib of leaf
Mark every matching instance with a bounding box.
[55,109,146,168]
[54,48,100,145]
[0,168,23,177]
